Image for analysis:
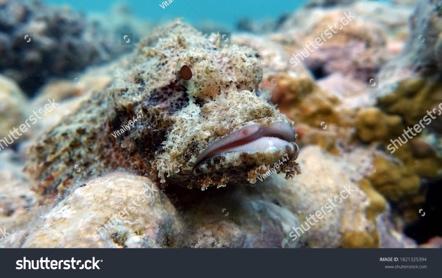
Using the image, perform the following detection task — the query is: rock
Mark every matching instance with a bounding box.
[317,73,373,109]
[20,172,183,248]
[420,236,442,248]
[0,75,27,149]
[90,3,152,47]
[232,33,311,78]
[279,1,412,84]
[275,146,382,247]
[350,1,412,39]
[236,16,289,34]
[378,1,442,104]
[197,20,229,35]
[0,0,128,94]
[306,0,357,7]
[393,0,417,5]
[0,150,37,247]
[174,185,301,248]
[295,10,387,83]
[261,1,440,242]
[6,146,416,248]
[284,1,411,40]
[367,2,442,230]
[15,170,302,248]
[0,1,437,248]
[376,209,417,248]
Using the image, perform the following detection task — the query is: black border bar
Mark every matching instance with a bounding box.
[0,249,440,278]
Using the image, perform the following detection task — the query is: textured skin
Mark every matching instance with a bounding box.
[25,21,299,198]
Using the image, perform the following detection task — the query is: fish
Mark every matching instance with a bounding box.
[25,20,299,197]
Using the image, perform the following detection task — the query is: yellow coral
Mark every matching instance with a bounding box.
[368,154,420,203]
[355,107,403,143]
[378,78,442,126]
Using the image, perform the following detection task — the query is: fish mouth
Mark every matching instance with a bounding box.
[194,121,297,166]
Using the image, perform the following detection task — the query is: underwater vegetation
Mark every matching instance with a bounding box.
[0,0,441,248]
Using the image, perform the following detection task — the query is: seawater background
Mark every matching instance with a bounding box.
[44,0,308,29]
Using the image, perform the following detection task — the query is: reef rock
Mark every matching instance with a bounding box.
[177,184,301,248]
[90,3,153,49]
[7,144,416,248]
[0,0,431,247]
[20,172,183,248]
[0,150,37,247]
[0,0,126,94]
[374,0,442,183]
[277,1,412,93]
[381,0,442,80]
[306,0,357,7]
[377,0,442,115]
[280,146,382,247]
[0,75,27,144]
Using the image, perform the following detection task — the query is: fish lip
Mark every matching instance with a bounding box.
[194,121,297,166]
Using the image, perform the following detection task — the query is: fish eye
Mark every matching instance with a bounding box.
[179,65,193,80]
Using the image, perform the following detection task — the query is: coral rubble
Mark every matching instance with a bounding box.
[0,0,127,94]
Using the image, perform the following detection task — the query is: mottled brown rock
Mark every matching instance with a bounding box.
[0,151,37,247]
[0,75,27,142]
[21,172,183,248]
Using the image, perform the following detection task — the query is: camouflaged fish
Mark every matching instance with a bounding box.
[25,20,299,197]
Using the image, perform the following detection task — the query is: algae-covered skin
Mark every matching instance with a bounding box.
[25,21,299,197]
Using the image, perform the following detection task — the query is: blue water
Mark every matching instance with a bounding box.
[44,0,307,29]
